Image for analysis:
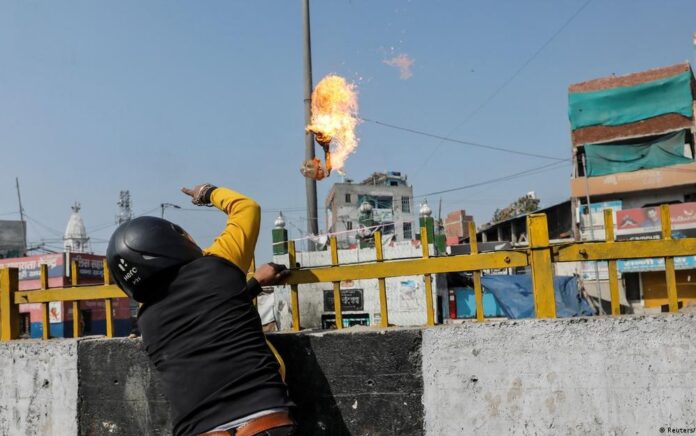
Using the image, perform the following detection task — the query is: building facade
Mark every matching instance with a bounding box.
[325,171,417,248]
[568,62,696,313]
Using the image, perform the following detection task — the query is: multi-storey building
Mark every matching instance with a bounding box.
[568,62,696,313]
[325,171,416,248]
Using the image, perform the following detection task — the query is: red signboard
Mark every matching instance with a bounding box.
[616,202,696,240]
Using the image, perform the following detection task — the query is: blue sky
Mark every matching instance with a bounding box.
[1,0,695,261]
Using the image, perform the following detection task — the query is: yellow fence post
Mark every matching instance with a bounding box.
[661,204,679,313]
[0,268,20,341]
[603,210,621,316]
[103,260,114,338]
[421,226,436,326]
[527,214,556,318]
[374,231,389,327]
[288,241,300,331]
[468,221,484,322]
[330,236,343,329]
[40,264,50,339]
[71,260,81,338]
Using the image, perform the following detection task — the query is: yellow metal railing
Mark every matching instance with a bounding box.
[0,204,693,339]
[0,259,126,340]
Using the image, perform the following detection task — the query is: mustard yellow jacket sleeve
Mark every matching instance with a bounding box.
[203,187,260,273]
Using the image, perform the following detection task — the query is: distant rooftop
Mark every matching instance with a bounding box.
[359,171,409,187]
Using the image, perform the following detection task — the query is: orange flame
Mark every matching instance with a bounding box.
[306,75,359,174]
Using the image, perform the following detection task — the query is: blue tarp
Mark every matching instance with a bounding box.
[480,275,595,318]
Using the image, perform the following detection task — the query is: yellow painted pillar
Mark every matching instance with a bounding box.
[421,227,435,326]
[71,261,81,338]
[527,214,556,318]
[0,268,20,341]
[288,241,301,331]
[40,264,50,339]
[603,210,621,315]
[330,236,343,329]
[374,231,389,328]
[103,259,114,338]
[661,205,679,313]
[468,221,484,322]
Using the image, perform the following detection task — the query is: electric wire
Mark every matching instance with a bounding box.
[413,160,570,199]
[360,117,567,161]
[409,0,594,175]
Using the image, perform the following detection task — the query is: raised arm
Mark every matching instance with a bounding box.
[204,187,261,272]
[182,184,260,273]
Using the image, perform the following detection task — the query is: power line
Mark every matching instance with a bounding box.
[172,207,307,214]
[360,117,567,161]
[87,206,161,234]
[411,0,593,175]
[414,160,569,198]
[24,214,63,237]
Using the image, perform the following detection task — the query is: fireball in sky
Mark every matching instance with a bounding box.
[305,74,360,175]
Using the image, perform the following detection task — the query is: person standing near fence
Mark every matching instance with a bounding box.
[107,184,295,436]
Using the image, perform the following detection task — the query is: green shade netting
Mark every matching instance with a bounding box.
[569,70,693,130]
[585,130,692,176]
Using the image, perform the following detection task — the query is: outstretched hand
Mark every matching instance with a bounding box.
[181,184,208,200]
[253,263,290,287]
[181,184,215,206]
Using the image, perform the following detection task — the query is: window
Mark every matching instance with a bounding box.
[345,193,351,203]
[382,222,395,235]
[403,222,413,240]
[359,195,393,209]
[346,221,353,231]
[401,197,411,213]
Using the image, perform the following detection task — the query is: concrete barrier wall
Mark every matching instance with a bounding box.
[0,340,78,435]
[423,315,696,435]
[2,314,695,435]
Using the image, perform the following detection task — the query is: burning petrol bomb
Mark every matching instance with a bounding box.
[301,75,359,181]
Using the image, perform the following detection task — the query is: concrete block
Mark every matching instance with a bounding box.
[0,340,78,435]
[77,338,172,436]
[422,315,696,436]
[268,328,424,435]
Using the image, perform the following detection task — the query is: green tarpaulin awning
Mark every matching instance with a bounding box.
[584,130,692,176]
[569,70,694,130]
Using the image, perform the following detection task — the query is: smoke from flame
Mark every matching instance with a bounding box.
[306,75,360,173]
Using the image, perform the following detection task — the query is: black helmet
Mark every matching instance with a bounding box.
[107,216,203,302]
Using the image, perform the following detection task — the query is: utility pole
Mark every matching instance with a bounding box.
[303,0,318,250]
[15,177,26,255]
[581,155,605,315]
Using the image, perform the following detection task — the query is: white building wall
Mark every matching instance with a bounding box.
[272,242,444,329]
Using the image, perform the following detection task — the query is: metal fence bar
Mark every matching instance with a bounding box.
[528,214,556,318]
[287,241,300,331]
[330,236,343,329]
[287,250,526,284]
[40,264,50,339]
[0,268,19,341]
[468,221,484,322]
[103,260,114,338]
[554,238,696,261]
[421,226,435,326]
[15,286,125,304]
[71,261,80,338]
[661,204,679,313]
[374,231,389,328]
[603,210,621,316]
